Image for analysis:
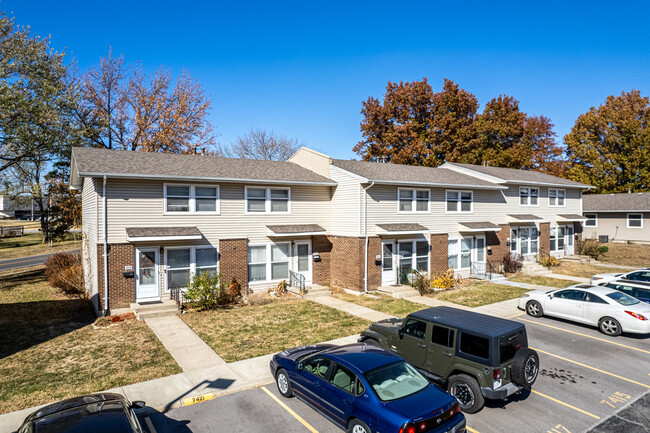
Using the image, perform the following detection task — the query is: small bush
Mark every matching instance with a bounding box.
[431,268,456,290]
[503,254,523,273]
[581,240,609,260]
[45,251,85,297]
[539,256,560,267]
[184,271,237,310]
[413,273,432,295]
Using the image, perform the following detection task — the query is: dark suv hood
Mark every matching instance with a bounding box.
[369,317,403,334]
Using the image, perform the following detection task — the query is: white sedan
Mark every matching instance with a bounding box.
[518,284,650,336]
[591,268,650,285]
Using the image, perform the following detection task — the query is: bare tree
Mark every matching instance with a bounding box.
[223,129,301,160]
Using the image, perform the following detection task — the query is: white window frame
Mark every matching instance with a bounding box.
[627,213,643,229]
[519,187,539,207]
[247,242,292,283]
[585,213,598,227]
[245,186,291,214]
[445,190,473,213]
[397,188,430,213]
[164,183,220,215]
[164,245,219,291]
[447,238,471,270]
[550,226,557,252]
[397,239,430,273]
[548,188,566,207]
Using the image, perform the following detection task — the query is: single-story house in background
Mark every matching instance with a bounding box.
[583,192,650,243]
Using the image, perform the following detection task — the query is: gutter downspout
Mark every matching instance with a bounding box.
[363,182,375,293]
[103,176,109,316]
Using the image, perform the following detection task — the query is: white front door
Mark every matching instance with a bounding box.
[135,248,160,302]
[565,225,574,255]
[381,240,396,285]
[510,227,519,256]
[294,241,312,285]
[474,236,486,274]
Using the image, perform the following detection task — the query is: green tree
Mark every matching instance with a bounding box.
[565,90,650,193]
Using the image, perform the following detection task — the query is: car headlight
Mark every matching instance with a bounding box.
[520,294,530,298]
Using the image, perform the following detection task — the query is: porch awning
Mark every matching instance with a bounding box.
[507,214,545,223]
[458,222,501,233]
[266,224,326,237]
[557,214,588,222]
[376,223,429,235]
[126,226,203,242]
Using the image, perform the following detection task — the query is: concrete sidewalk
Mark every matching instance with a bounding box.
[546,273,590,284]
[310,295,395,321]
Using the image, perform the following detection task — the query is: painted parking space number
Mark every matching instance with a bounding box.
[547,424,571,433]
[600,392,631,408]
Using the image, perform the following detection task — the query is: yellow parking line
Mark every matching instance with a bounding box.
[261,386,319,433]
[531,347,650,389]
[519,317,650,355]
[531,390,600,420]
[467,427,480,433]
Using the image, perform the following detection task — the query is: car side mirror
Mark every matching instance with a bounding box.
[296,362,304,372]
[548,294,553,299]
[398,328,404,339]
[130,401,146,409]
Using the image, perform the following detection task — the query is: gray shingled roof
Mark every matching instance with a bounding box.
[125,227,202,238]
[71,147,336,186]
[376,223,429,232]
[446,162,591,188]
[583,192,650,211]
[267,224,326,234]
[557,214,587,221]
[508,214,544,221]
[459,222,501,230]
[331,160,505,190]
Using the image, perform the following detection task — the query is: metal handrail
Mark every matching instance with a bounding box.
[289,270,306,294]
[169,282,187,308]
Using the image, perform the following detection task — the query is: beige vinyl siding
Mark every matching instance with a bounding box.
[503,185,583,224]
[81,177,99,313]
[97,179,332,244]
[583,212,650,243]
[329,165,362,237]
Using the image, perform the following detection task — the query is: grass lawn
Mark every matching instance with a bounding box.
[428,280,529,307]
[0,232,81,260]
[0,219,41,229]
[553,261,628,279]
[508,274,576,288]
[0,269,180,414]
[332,292,424,317]
[181,299,370,362]
[599,243,650,268]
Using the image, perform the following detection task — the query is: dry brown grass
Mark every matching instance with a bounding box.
[599,243,650,268]
[508,274,576,288]
[181,298,370,362]
[428,280,529,307]
[0,269,180,414]
[554,261,628,279]
[0,233,80,260]
[0,219,40,229]
[332,292,424,317]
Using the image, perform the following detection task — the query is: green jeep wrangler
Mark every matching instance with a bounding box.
[359,306,539,413]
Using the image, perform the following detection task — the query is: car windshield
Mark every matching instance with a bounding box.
[364,361,429,402]
[606,291,640,306]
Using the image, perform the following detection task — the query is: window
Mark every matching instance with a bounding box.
[196,247,218,276]
[500,331,525,363]
[627,213,643,228]
[459,333,489,359]
[585,214,597,227]
[519,187,539,206]
[510,228,518,252]
[606,291,640,306]
[431,325,455,348]
[448,239,459,270]
[403,318,427,339]
[246,187,291,214]
[448,238,471,269]
[398,240,429,273]
[460,238,472,268]
[554,289,585,301]
[166,246,219,289]
[624,271,650,282]
[164,184,219,213]
[446,190,472,213]
[303,356,331,378]
[398,188,430,213]
[330,364,356,394]
[548,189,566,207]
[550,226,564,252]
[584,293,607,304]
[365,361,429,402]
[247,243,291,283]
[519,227,539,255]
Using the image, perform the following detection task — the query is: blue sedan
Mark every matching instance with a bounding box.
[269,343,466,433]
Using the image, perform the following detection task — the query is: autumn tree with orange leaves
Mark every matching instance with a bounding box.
[355,78,564,175]
[70,48,215,154]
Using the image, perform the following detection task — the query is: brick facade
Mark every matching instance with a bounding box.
[97,243,135,312]
[328,235,381,292]
[539,222,550,257]
[486,224,510,270]
[218,238,248,291]
[430,233,449,274]
[312,235,332,286]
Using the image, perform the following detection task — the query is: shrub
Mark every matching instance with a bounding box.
[45,252,85,297]
[412,273,432,295]
[184,271,236,310]
[502,254,523,273]
[539,256,560,267]
[581,240,609,259]
[431,268,456,290]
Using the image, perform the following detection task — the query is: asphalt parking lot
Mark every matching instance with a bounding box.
[139,312,650,433]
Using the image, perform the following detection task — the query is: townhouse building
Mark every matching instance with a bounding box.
[582,192,650,243]
[71,146,590,315]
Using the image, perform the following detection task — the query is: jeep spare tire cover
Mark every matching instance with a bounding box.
[511,347,539,389]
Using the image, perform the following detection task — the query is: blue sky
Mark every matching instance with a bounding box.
[3,1,650,159]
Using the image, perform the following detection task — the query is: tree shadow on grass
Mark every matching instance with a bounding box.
[0,270,94,360]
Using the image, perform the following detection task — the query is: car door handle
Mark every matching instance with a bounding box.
[443,351,452,357]
[417,343,426,349]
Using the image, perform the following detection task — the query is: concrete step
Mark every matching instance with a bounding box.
[288,284,331,298]
[130,300,178,320]
[377,285,417,299]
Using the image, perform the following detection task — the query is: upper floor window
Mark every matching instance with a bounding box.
[585,214,597,227]
[627,213,643,228]
[446,190,472,213]
[398,188,430,213]
[548,189,566,207]
[519,187,539,206]
[164,184,219,214]
[246,187,291,214]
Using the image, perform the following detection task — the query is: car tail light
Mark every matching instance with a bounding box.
[493,368,501,380]
[625,311,648,320]
[398,425,416,433]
